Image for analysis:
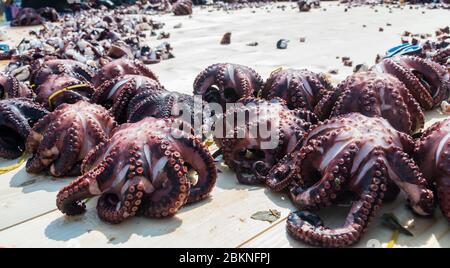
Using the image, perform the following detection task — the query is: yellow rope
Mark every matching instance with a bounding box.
[270,66,283,76]
[48,84,89,110]
[0,153,28,175]
[386,229,399,248]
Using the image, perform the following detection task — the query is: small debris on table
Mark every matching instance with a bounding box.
[251,209,281,223]
[246,42,258,46]
[328,69,339,74]
[220,32,231,45]
[173,23,182,29]
[353,63,368,73]
[441,100,450,114]
[157,32,170,40]
[276,39,289,49]
[299,37,306,43]
[375,54,382,64]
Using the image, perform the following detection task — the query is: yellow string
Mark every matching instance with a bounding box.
[0,153,28,175]
[47,84,89,110]
[386,229,399,248]
[270,66,283,77]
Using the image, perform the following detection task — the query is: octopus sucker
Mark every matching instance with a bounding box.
[262,69,333,111]
[315,71,425,135]
[26,101,116,177]
[265,113,434,247]
[415,119,450,221]
[56,117,217,223]
[193,63,264,110]
[0,98,48,159]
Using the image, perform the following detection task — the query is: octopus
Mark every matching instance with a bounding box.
[264,113,435,247]
[127,90,213,138]
[0,98,48,159]
[217,97,318,185]
[315,71,425,135]
[25,101,116,177]
[193,63,264,110]
[30,59,96,87]
[415,118,450,222]
[0,73,33,99]
[432,47,449,69]
[261,69,333,111]
[11,8,43,27]
[37,7,60,22]
[92,75,163,123]
[172,0,193,16]
[56,117,217,224]
[372,55,450,110]
[91,59,159,88]
[33,75,95,111]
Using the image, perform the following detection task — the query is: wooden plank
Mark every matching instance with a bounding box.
[240,196,450,248]
[0,162,73,231]
[0,167,294,248]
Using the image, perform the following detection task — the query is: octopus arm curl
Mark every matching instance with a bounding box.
[289,142,358,210]
[142,150,190,218]
[287,159,387,248]
[97,176,146,224]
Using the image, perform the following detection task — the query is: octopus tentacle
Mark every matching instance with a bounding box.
[373,56,449,109]
[56,117,216,222]
[262,69,332,111]
[0,98,47,159]
[0,74,33,99]
[193,63,264,109]
[315,71,425,134]
[49,121,83,177]
[92,59,159,88]
[56,168,100,215]
[386,147,434,216]
[219,97,314,186]
[25,101,116,176]
[92,75,163,123]
[289,142,358,210]
[287,158,387,248]
[142,146,190,218]
[97,176,146,224]
[25,121,62,174]
[436,176,450,221]
[176,136,217,203]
